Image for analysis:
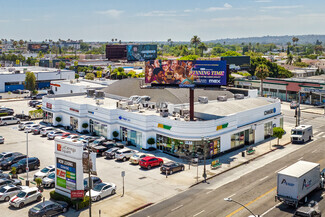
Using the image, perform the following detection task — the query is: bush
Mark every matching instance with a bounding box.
[49,190,89,210]
[112,131,119,138]
[75,73,79,79]
[56,117,62,123]
[85,73,95,80]
[82,123,88,129]
[147,137,155,145]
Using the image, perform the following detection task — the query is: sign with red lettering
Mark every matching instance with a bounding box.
[71,190,84,198]
[70,108,79,113]
[46,103,52,109]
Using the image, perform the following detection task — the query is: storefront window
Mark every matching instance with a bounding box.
[89,119,107,138]
[264,121,273,139]
[70,117,78,131]
[120,127,142,147]
[231,129,254,149]
[43,111,53,124]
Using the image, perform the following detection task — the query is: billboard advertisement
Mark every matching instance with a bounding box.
[0,47,2,54]
[106,44,127,60]
[28,43,50,52]
[127,45,157,61]
[56,157,77,190]
[145,60,227,87]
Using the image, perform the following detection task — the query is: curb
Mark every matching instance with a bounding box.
[121,203,153,217]
[0,98,29,103]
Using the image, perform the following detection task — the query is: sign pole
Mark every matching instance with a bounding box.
[26,131,29,186]
[189,88,194,121]
[121,171,125,197]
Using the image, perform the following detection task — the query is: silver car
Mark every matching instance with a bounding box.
[40,127,54,137]
[24,124,40,133]
[18,121,34,131]
[47,131,63,140]
[0,185,27,202]
[0,136,4,144]
[42,172,55,188]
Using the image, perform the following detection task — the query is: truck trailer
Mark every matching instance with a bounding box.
[275,161,323,207]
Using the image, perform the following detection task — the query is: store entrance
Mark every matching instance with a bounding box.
[70,117,78,131]
[121,127,128,142]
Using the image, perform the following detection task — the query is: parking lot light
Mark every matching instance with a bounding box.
[224,197,258,216]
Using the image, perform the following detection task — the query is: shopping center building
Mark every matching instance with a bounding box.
[42,79,283,158]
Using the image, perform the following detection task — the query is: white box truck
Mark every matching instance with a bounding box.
[275,161,323,207]
[291,125,313,144]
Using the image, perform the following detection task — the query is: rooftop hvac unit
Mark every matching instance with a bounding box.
[184,115,190,121]
[179,109,189,117]
[198,96,208,104]
[160,111,169,117]
[95,91,105,98]
[217,96,228,102]
[234,94,244,100]
[70,79,77,84]
[87,89,95,97]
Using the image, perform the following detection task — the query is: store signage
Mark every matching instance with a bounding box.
[56,158,77,190]
[303,88,325,93]
[57,143,77,155]
[50,83,61,87]
[119,116,130,122]
[158,123,172,130]
[70,108,79,113]
[216,123,228,131]
[46,103,52,109]
[185,141,193,145]
[88,111,94,114]
[264,108,276,116]
[71,190,84,199]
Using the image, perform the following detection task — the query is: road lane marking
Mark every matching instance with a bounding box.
[206,190,214,194]
[274,166,287,173]
[298,157,303,160]
[259,176,269,182]
[226,187,277,217]
[171,204,183,212]
[227,193,236,198]
[260,202,282,217]
[193,210,205,217]
[312,149,318,153]
[315,132,325,137]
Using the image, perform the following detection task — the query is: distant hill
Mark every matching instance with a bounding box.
[206,35,325,45]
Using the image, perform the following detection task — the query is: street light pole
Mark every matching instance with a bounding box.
[224,198,258,217]
[87,145,92,217]
[26,131,29,186]
[202,137,207,183]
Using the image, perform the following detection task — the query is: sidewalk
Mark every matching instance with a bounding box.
[72,125,293,217]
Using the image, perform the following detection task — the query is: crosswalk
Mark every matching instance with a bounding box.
[314,131,325,138]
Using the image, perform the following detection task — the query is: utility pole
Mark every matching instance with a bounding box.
[87,145,92,217]
[26,131,29,186]
[202,137,207,183]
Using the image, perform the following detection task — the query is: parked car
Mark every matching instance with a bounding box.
[139,156,164,170]
[35,104,42,109]
[9,187,42,208]
[32,126,47,135]
[0,185,28,202]
[89,137,107,147]
[40,127,54,137]
[14,114,31,121]
[91,142,118,156]
[129,153,153,164]
[160,161,185,175]
[0,154,26,170]
[32,102,42,108]
[0,173,10,179]
[85,182,116,202]
[0,136,4,144]
[115,149,138,161]
[293,206,321,217]
[25,124,40,133]
[28,200,69,217]
[104,147,120,159]
[0,178,21,188]
[32,93,47,100]
[47,131,64,140]
[290,101,299,109]
[0,116,20,126]
[83,177,102,192]
[18,121,34,131]
[0,152,21,161]
[0,108,14,115]
[34,165,55,180]
[11,157,40,174]
[42,172,55,188]
[60,132,71,138]
[65,134,79,140]
[28,100,40,107]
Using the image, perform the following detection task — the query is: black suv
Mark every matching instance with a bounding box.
[11,157,40,174]
[0,155,27,170]
[0,108,14,115]
[83,177,102,192]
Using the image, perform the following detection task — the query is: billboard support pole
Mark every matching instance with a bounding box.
[190,88,194,121]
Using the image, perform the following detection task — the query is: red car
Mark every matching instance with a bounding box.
[139,156,163,170]
[61,133,71,138]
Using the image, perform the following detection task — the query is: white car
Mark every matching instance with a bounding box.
[40,127,54,137]
[129,153,153,164]
[47,131,64,140]
[42,172,55,188]
[24,124,40,133]
[85,182,116,202]
[0,185,28,202]
[18,121,34,131]
[34,165,55,180]
[115,149,138,161]
[9,187,42,208]
[0,136,4,144]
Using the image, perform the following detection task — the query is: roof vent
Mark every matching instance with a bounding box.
[95,90,105,98]
[87,89,95,97]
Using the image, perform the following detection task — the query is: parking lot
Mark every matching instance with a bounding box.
[0,100,201,217]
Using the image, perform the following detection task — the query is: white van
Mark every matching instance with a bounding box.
[291,125,313,143]
[0,116,20,126]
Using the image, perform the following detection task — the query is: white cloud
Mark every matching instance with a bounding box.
[206,3,232,11]
[255,0,272,2]
[184,9,192,13]
[211,15,281,22]
[0,20,9,23]
[137,10,185,17]
[96,9,123,17]
[262,5,303,9]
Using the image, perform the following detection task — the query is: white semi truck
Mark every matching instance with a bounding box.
[275,161,323,207]
[291,125,313,144]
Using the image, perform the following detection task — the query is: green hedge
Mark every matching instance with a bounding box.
[0,113,9,117]
[50,190,89,210]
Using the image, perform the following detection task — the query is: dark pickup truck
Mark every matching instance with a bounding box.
[91,142,117,156]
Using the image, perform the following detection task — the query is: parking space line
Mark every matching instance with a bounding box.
[260,202,282,217]
[193,210,205,217]
[312,149,318,153]
[274,166,287,173]
[171,204,183,212]
[206,190,214,194]
[227,193,236,198]
[298,157,303,160]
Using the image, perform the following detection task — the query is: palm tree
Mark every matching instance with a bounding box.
[255,64,270,97]
[190,35,201,55]
[286,54,294,65]
[18,39,24,47]
[198,42,207,57]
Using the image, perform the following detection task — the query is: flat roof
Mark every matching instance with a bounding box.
[53,79,113,88]
[0,66,72,75]
[195,97,275,117]
[279,161,319,177]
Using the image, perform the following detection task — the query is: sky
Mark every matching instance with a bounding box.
[1,0,324,42]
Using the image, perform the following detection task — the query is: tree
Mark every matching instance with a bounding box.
[18,39,24,47]
[12,41,18,48]
[273,127,285,145]
[221,51,241,57]
[255,64,269,96]
[112,131,119,138]
[198,43,207,57]
[286,54,294,65]
[190,35,201,55]
[147,137,155,146]
[85,73,95,80]
[24,71,36,93]
[58,61,66,69]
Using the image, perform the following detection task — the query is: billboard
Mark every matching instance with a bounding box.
[28,43,50,52]
[220,56,250,70]
[56,157,77,190]
[0,47,2,54]
[106,44,127,60]
[127,45,157,61]
[145,60,227,87]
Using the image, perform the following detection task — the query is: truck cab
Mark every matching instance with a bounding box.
[291,125,313,144]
